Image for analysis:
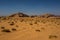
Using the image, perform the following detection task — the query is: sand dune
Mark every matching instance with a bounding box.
[0,13,60,40]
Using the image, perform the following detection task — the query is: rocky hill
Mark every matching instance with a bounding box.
[0,12,60,40]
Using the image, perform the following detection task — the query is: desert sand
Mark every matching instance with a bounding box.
[0,13,60,40]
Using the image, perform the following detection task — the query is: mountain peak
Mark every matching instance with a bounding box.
[9,12,29,17]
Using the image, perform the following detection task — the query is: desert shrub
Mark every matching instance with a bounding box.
[49,35,58,39]
[30,23,33,25]
[1,27,5,29]
[12,28,16,31]
[20,19,24,22]
[34,21,37,24]
[35,29,40,32]
[41,27,45,30]
[10,22,14,25]
[2,29,11,33]
[16,25,19,27]
[8,22,10,23]
[57,23,60,25]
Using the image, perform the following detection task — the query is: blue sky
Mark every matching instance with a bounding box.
[0,0,60,16]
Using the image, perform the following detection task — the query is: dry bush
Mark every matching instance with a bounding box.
[1,26,5,29]
[34,21,37,24]
[12,28,16,31]
[35,29,41,32]
[30,23,33,25]
[16,25,19,27]
[49,35,58,39]
[2,29,11,33]
[10,22,14,25]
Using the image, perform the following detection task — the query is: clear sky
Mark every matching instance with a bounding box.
[0,0,60,16]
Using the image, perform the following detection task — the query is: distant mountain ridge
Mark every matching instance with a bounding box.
[0,12,60,18]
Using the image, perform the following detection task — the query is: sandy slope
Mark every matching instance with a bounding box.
[0,16,60,40]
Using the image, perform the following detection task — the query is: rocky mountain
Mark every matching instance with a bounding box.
[39,13,56,18]
[9,12,29,17]
[0,13,60,18]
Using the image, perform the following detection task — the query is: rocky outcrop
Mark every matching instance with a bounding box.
[39,13,56,18]
[9,12,29,17]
